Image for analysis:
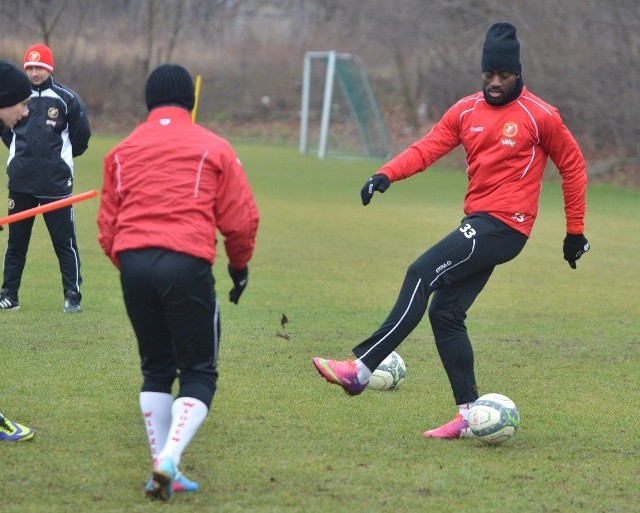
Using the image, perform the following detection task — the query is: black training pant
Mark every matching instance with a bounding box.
[2,191,82,298]
[119,248,220,408]
[353,213,527,405]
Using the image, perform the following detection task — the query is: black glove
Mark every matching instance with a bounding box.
[360,174,390,205]
[228,265,248,304]
[563,234,590,269]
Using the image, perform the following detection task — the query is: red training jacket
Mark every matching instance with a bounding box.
[378,86,587,237]
[98,106,259,269]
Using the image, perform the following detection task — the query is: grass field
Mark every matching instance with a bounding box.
[1,137,638,513]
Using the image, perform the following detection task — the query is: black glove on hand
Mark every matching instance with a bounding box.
[228,264,248,304]
[563,234,590,269]
[360,174,390,205]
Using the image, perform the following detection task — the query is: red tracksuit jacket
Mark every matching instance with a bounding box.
[98,106,259,269]
[378,86,587,237]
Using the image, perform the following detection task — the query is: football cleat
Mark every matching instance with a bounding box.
[0,414,35,441]
[145,470,199,494]
[313,357,367,396]
[172,471,199,492]
[146,456,176,501]
[63,290,82,313]
[422,413,474,439]
[0,289,19,311]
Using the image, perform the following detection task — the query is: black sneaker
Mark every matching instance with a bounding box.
[0,288,19,311]
[63,290,82,313]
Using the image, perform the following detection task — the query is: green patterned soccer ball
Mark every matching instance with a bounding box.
[368,351,406,390]
[468,393,520,444]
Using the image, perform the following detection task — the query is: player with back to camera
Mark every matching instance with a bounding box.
[98,63,259,500]
[0,59,36,442]
[0,43,91,313]
[313,22,590,438]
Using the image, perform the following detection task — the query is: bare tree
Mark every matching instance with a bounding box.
[143,0,158,77]
[164,1,186,62]
[24,0,68,46]
[0,0,639,163]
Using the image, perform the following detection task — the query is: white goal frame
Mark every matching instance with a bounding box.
[299,50,391,159]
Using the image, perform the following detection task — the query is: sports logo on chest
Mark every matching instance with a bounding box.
[46,107,59,128]
[501,121,518,147]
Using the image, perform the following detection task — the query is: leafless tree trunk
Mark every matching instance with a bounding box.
[0,0,639,161]
[24,0,68,46]
[165,1,186,63]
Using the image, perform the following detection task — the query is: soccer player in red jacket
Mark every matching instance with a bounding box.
[98,64,259,499]
[313,23,589,438]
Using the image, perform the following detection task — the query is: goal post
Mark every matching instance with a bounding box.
[299,51,392,160]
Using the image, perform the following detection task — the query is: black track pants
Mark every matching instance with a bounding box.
[119,248,220,408]
[352,213,527,404]
[2,191,82,297]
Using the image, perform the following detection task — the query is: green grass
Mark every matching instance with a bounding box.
[1,138,638,512]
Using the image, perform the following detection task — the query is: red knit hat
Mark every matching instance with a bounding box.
[23,44,54,72]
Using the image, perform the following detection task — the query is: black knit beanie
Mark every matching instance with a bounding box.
[481,23,521,75]
[0,60,32,108]
[145,63,195,112]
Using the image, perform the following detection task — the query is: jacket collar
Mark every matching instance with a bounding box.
[147,105,193,122]
[33,75,54,92]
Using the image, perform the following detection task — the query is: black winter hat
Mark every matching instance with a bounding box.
[0,60,32,108]
[145,63,195,112]
[481,23,521,75]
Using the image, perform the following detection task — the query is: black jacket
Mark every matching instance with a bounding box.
[2,75,91,197]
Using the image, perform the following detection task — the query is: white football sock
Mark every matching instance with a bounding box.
[139,392,173,462]
[157,397,209,468]
[355,359,372,383]
[458,402,474,421]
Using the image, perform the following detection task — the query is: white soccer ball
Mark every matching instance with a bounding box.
[368,351,406,391]
[468,393,520,445]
